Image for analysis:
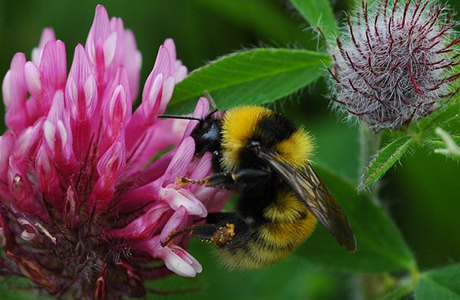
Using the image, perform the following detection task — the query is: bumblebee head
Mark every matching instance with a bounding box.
[190,109,222,156]
[158,108,222,157]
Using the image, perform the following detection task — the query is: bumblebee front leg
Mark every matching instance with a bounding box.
[179,168,271,191]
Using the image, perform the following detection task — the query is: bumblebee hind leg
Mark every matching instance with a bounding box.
[186,212,248,248]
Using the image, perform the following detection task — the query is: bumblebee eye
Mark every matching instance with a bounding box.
[248,141,261,154]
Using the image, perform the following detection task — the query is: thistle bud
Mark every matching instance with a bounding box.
[328,0,460,131]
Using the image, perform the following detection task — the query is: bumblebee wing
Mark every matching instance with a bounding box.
[258,150,357,252]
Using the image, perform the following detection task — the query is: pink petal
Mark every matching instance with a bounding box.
[158,75,175,114]
[188,152,212,180]
[66,44,97,120]
[86,5,111,66]
[103,31,117,68]
[31,28,56,66]
[45,91,74,164]
[160,206,188,242]
[141,46,171,105]
[24,62,42,99]
[64,186,79,229]
[157,245,202,277]
[183,97,210,138]
[123,30,142,99]
[159,187,207,217]
[163,39,177,69]
[3,53,28,132]
[12,118,44,165]
[39,40,67,114]
[35,145,63,210]
[174,62,188,83]
[160,137,195,184]
[109,203,171,239]
[0,133,15,182]
[97,135,126,178]
[91,133,126,211]
[101,67,132,146]
[164,39,188,83]
[123,118,187,174]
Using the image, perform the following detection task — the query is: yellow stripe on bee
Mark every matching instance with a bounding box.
[219,241,290,270]
[219,247,269,270]
[275,128,314,168]
[221,106,271,172]
[258,216,317,248]
[264,189,309,222]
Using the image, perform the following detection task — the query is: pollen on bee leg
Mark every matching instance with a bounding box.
[211,223,235,247]
[175,176,208,187]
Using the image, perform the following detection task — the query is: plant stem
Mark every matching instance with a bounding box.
[359,123,382,197]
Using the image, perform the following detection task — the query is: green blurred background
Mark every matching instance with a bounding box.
[0,0,459,299]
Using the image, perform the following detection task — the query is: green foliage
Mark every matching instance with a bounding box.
[415,265,460,300]
[360,136,413,189]
[414,98,460,132]
[2,0,460,299]
[424,131,460,159]
[296,166,415,273]
[191,0,313,48]
[289,0,338,37]
[147,242,341,300]
[0,278,51,300]
[376,280,414,300]
[167,49,331,114]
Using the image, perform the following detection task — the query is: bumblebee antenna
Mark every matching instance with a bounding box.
[157,114,202,121]
[204,90,218,111]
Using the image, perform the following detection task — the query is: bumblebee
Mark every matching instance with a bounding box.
[161,102,356,269]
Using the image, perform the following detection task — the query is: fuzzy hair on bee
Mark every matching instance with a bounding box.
[160,100,357,270]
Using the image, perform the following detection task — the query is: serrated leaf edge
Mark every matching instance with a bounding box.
[360,137,413,189]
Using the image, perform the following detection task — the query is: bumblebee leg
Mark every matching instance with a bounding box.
[205,212,237,224]
[163,213,249,247]
[191,223,236,247]
[179,169,271,191]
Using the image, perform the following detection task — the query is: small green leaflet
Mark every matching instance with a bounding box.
[289,0,338,37]
[360,136,413,189]
[424,133,460,157]
[416,264,460,300]
[375,280,414,300]
[167,49,331,114]
[296,166,416,273]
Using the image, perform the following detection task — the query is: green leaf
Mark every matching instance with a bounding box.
[148,241,341,300]
[191,0,314,48]
[376,280,414,300]
[296,166,416,273]
[424,133,460,153]
[360,136,413,189]
[414,98,460,132]
[167,49,331,114]
[289,0,338,37]
[416,264,460,300]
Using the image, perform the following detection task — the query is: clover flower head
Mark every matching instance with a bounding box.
[328,0,460,131]
[0,5,230,299]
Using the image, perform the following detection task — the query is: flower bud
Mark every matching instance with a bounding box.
[328,0,460,131]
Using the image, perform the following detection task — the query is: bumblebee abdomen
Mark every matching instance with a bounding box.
[218,188,317,270]
[218,215,316,270]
